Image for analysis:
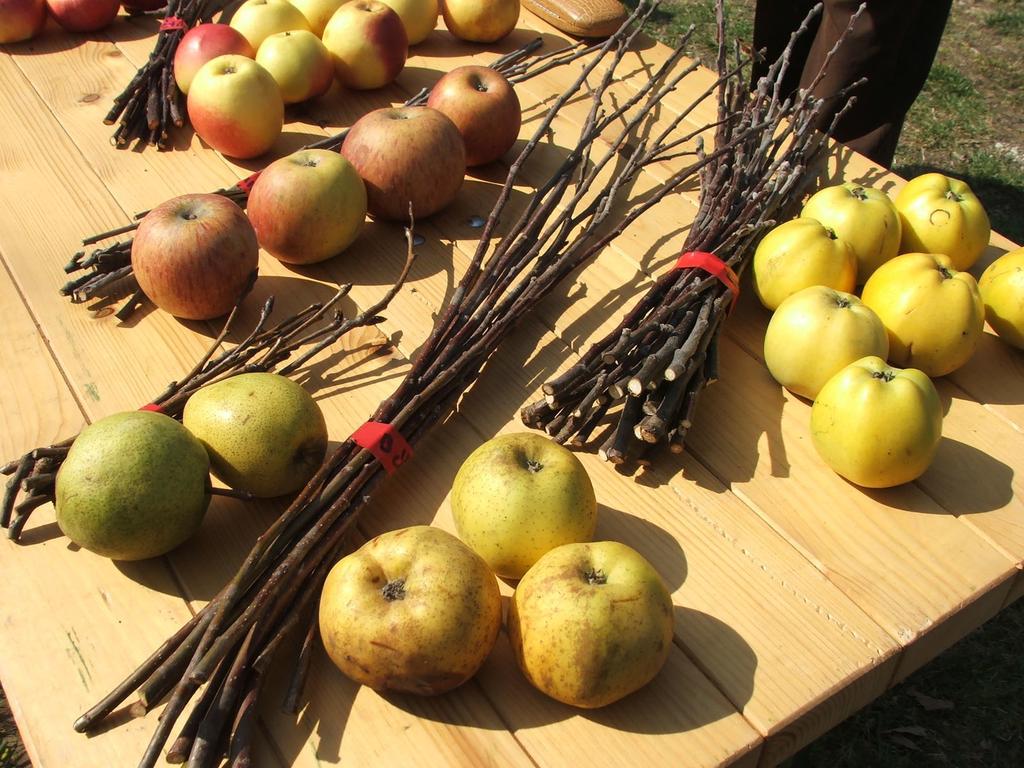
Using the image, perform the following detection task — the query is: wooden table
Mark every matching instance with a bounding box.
[1,10,1021,768]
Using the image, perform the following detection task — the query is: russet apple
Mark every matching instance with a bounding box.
[229,0,311,51]
[319,525,502,695]
[131,193,259,320]
[441,0,518,43]
[247,148,367,264]
[321,0,407,90]
[508,540,674,708]
[187,54,284,159]
[256,29,335,104]
[289,0,345,36]
[182,372,328,498]
[173,23,257,95]
[46,0,120,32]
[450,432,597,580]
[379,0,439,45]
[341,105,465,221]
[426,64,521,166]
[0,0,46,43]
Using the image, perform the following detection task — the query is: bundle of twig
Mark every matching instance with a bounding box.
[1,247,413,542]
[64,3,768,764]
[521,2,864,465]
[108,0,233,148]
[63,35,595,319]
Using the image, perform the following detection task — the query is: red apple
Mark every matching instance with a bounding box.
[46,0,119,32]
[248,148,368,264]
[173,23,256,95]
[341,105,465,221]
[187,54,284,159]
[255,29,334,104]
[132,193,259,320]
[321,0,407,90]
[427,65,520,166]
[0,0,46,43]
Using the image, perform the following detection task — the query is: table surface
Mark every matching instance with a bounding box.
[1,9,1022,768]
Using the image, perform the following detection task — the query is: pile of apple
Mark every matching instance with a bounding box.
[318,432,676,709]
[751,172,1024,489]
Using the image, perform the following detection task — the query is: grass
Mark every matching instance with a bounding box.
[2,2,1021,767]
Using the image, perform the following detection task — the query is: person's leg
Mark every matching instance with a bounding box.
[750,0,820,94]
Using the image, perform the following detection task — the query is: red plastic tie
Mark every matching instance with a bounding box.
[676,251,740,312]
[352,421,412,474]
[159,16,187,31]
[237,172,261,194]
[138,403,164,413]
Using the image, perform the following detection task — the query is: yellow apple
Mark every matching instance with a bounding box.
[321,0,408,89]
[978,246,1024,350]
[230,0,311,51]
[289,0,346,35]
[256,29,335,104]
[800,182,901,282]
[751,217,858,310]
[441,0,519,43]
[319,525,502,695]
[811,356,943,488]
[894,172,991,271]
[451,432,597,580]
[380,0,439,45]
[764,286,889,400]
[861,252,985,377]
[508,540,674,708]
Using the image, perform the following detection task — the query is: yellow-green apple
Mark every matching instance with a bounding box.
[764,286,889,400]
[182,372,328,497]
[246,148,367,264]
[46,0,119,32]
[173,23,256,95]
[131,193,259,320]
[380,0,439,45]
[187,54,284,159]
[979,246,1024,350]
[508,540,674,708]
[800,182,901,282]
[894,172,991,271]
[0,0,46,43]
[341,105,465,221]
[861,252,985,377]
[55,411,211,561]
[229,0,311,50]
[426,65,521,166]
[322,0,407,89]
[450,432,597,580]
[255,29,335,103]
[751,217,857,310]
[441,0,518,43]
[811,356,943,488]
[319,525,502,695]
[289,0,345,35]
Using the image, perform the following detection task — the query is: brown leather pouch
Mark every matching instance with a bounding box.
[521,0,628,38]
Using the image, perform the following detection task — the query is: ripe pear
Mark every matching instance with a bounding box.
[55,411,211,561]
[182,372,328,498]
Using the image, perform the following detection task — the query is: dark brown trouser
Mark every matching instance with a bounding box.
[750,0,953,167]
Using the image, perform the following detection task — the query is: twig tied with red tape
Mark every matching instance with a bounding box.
[520,1,865,466]
[65,2,764,764]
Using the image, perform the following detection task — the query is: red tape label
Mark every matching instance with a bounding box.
[237,172,261,194]
[676,251,740,312]
[138,403,164,413]
[159,16,187,31]
[353,422,412,474]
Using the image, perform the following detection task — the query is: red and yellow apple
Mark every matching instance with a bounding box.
[229,0,311,51]
[46,0,119,32]
[341,105,465,221]
[811,356,943,488]
[380,0,439,45]
[979,246,1024,350]
[426,64,521,166]
[187,54,284,159]
[255,29,335,104]
[173,23,257,95]
[861,252,985,377]
[0,0,46,43]
[247,148,367,265]
[894,172,991,271]
[321,0,407,90]
[289,0,345,36]
[441,0,518,43]
[131,193,259,320]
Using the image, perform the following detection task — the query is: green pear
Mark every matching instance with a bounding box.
[55,411,211,561]
[182,372,328,498]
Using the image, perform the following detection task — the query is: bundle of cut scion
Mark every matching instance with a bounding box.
[64,35,592,319]
[41,1,852,764]
[108,0,234,149]
[521,2,863,465]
